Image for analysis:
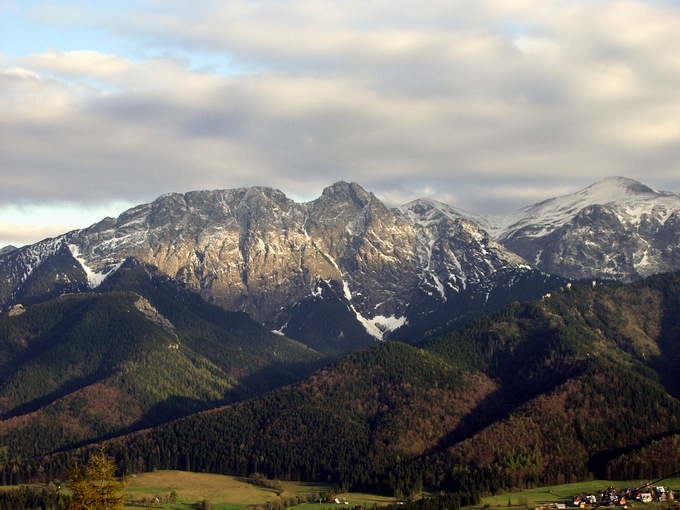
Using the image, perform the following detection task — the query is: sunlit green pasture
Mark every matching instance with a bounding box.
[123,470,351,510]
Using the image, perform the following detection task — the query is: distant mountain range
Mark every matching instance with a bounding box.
[2,177,680,347]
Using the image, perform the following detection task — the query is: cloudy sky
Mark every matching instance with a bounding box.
[2,0,680,248]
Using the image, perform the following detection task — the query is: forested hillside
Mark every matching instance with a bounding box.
[35,341,498,497]
[13,272,680,497]
[0,260,324,482]
[5,269,680,497]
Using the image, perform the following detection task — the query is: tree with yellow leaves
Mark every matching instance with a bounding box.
[67,447,127,510]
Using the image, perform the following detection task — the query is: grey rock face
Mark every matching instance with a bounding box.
[0,182,528,338]
[397,198,526,296]
[68,186,342,323]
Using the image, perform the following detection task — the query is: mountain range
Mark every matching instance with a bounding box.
[4,176,679,348]
[2,176,680,491]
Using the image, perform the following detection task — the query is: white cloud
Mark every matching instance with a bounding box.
[22,50,135,80]
[2,0,680,247]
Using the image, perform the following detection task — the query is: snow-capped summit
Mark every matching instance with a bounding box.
[497,177,673,238]
[397,198,493,231]
[498,177,680,279]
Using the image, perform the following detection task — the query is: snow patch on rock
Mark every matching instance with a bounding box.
[68,244,123,288]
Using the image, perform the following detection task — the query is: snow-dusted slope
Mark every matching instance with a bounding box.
[497,177,680,279]
[498,177,678,238]
[397,199,527,299]
[398,198,494,232]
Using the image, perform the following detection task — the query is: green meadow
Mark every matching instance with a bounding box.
[123,472,680,510]
[122,470,397,509]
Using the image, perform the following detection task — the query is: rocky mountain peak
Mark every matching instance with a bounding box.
[577,176,660,200]
[0,246,18,257]
[307,182,387,228]
[498,177,680,279]
[318,181,376,209]
[0,182,540,345]
[6,177,678,345]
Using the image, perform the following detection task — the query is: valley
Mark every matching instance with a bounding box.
[3,472,679,510]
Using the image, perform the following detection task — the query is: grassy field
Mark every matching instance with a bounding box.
[5,472,679,510]
[122,470,396,510]
[293,491,398,510]
[124,470,276,509]
[125,472,680,510]
[479,478,680,509]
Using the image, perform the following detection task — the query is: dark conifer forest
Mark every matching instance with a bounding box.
[3,266,680,499]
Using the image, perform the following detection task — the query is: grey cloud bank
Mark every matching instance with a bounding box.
[1,0,680,247]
